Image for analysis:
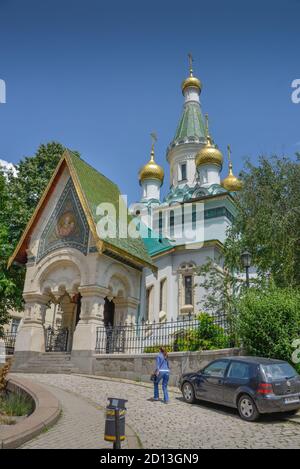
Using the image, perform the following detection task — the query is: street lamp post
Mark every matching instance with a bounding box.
[241,250,252,288]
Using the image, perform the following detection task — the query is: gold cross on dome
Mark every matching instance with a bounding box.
[205,114,209,137]
[150,132,157,147]
[227,144,232,162]
[188,53,194,76]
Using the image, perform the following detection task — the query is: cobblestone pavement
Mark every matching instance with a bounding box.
[16,373,300,449]
[20,384,117,449]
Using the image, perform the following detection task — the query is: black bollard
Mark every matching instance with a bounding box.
[104,398,128,449]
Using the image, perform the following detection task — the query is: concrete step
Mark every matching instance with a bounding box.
[15,368,80,374]
[13,352,80,374]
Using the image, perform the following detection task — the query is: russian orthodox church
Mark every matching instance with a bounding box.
[8,59,242,370]
[134,59,242,323]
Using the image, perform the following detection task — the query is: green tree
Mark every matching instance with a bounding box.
[237,286,300,370]
[225,154,300,287]
[195,259,242,346]
[196,259,241,316]
[0,142,78,331]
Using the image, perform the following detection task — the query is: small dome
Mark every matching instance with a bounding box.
[196,136,223,168]
[139,148,164,185]
[181,75,202,94]
[221,163,243,192]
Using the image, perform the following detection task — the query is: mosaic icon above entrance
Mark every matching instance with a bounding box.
[37,178,89,262]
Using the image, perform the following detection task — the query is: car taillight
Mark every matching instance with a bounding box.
[257,382,273,395]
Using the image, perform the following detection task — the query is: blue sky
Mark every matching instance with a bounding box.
[0,0,299,202]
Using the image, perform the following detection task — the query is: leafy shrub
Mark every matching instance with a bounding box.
[174,313,230,351]
[0,391,33,416]
[0,359,12,393]
[144,313,230,353]
[144,345,173,354]
[237,287,300,371]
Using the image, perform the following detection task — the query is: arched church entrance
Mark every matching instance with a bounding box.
[45,289,81,352]
[104,297,115,327]
[37,258,83,353]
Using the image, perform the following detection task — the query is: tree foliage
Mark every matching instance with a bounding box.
[225,154,300,287]
[237,286,300,371]
[0,142,76,332]
[196,258,241,317]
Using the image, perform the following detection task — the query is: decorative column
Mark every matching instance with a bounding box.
[14,293,50,353]
[114,297,139,353]
[60,293,76,352]
[71,285,108,353]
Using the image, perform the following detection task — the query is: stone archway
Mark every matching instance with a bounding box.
[104,297,115,327]
[15,257,82,354]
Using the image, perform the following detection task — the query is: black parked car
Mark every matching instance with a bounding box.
[179,356,300,421]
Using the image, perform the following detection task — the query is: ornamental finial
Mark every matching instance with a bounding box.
[205,114,209,137]
[227,144,233,174]
[188,53,194,76]
[227,144,232,162]
[150,132,157,161]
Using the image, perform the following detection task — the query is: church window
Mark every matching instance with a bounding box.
[169,210,174,237]
[184,275,193,305]
[159,211,163,237]
[159,278,167,312]
[146,286,154,322]
[180,163,187,181]
[192,204,197,230]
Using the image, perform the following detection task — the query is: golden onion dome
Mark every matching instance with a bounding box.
[221,162,243,192]
[181,75,202,94]
[181,53,202,94]
[196,114,223,168]
[139,148,164,185]
[195,135,223,168]
[221,145,242,192]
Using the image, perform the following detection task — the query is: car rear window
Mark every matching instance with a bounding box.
[261,363,298,382]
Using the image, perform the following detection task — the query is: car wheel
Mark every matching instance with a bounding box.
[182,382,195,403]
[238,394,260,422]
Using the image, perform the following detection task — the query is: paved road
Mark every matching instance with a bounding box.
[16,373,300,449]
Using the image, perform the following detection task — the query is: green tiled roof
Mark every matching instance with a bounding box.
[173,102,206,143]
[67,151,155,268]
[137,222,173,257]
[142,234,173,257]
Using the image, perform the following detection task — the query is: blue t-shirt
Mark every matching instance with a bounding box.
[156,352,170,373]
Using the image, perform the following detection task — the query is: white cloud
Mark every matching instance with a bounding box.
[0,159,18,177]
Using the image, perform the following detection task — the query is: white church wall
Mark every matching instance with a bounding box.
[168,142,201,187]
[144,245,223,321]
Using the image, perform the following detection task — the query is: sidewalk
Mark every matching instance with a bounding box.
[20,384,138,449]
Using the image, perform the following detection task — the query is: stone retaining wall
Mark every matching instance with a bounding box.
[85,348,241,386]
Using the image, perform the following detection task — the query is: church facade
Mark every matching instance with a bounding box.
[8,62,242,367]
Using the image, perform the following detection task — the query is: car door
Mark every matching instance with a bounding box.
[223,361,253,405]
[194,360,229,403]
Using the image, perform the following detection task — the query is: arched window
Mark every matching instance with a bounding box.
[169,210,174,238]
[159,278,167,313]
[146,286,154,322]
[178,262,196,315]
